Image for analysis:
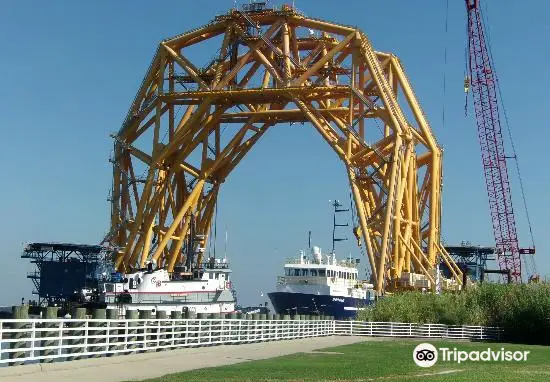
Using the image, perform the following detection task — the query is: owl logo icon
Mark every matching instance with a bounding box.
[413,343,438,367]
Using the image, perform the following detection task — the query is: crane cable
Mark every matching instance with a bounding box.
[480,3,538,274]
[442,0,449,128]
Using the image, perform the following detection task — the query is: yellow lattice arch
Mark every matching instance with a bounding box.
[107,6,462,294]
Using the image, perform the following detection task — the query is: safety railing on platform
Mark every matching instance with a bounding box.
[0,318,502,366]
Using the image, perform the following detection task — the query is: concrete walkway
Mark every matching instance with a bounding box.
[0,336,368,382]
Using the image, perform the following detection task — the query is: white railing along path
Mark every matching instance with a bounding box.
[0,318,502,366]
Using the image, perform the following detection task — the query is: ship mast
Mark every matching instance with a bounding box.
[331,200,349,254]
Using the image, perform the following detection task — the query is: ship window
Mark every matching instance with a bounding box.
[319,269,325,277]
[209,272,213,279]
[286,268,292,276]
[302,269,308,276]
[294,269,300,276]
[129,278,135,289]
[215,273,219,279]
[310,269,317,277]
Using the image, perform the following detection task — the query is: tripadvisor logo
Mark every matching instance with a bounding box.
[413,343,438,367]
[413,343,530,368]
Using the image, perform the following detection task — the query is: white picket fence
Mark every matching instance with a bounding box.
[0,319,502,366]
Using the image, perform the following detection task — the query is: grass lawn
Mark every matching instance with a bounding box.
[140,340,550,381]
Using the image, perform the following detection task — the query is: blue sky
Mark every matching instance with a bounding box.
[0,1,548,306]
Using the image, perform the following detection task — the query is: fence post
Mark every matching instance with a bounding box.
[186,310,196,346]
[138,310,152,352]
[227,312,237,343]
[40,306,59,363]
[9,305,29,366]
[90,308,106,358]
[156,310,167,350]
[212,313,222,345]
[196,313,207,346]
[170,311,182,348]
[125,310,139,353]
[106,308,119,356]
[68,307,86,360]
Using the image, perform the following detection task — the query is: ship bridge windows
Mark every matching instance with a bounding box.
[285,267,330,277]
[208,272,224,280]
[194,271,204,279]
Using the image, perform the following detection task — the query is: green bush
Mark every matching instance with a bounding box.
[357,283,550,345]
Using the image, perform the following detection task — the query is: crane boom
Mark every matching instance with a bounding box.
[465,0,522,282]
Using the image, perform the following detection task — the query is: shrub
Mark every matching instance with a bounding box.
[357,283,550,345]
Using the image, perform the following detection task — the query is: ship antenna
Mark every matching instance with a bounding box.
[308,230,312,251]
[224,228,228,262]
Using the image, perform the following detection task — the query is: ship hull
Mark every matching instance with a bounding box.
[268,291,372,319]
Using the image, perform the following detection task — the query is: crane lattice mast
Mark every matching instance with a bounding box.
[465,0,523,281]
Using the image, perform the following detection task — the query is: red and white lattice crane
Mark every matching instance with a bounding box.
[464,0,537,282]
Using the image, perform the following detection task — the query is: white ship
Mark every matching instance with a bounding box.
[268,246,376,319]
[99,258,236,315]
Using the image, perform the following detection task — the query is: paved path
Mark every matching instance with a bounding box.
[0,336,368,382]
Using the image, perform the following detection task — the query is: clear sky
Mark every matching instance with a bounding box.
[1,1,548,307]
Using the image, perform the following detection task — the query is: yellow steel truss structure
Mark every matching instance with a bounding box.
[108,6,462,294]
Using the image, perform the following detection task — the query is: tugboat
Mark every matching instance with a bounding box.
[98,214,236,316]
[99,257,236,316]
[268,200,376,319]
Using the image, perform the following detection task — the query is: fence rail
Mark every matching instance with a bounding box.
[333,321,503,341]
[0,318,502,366]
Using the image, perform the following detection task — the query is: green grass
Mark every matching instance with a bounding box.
[140,340,550,381]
